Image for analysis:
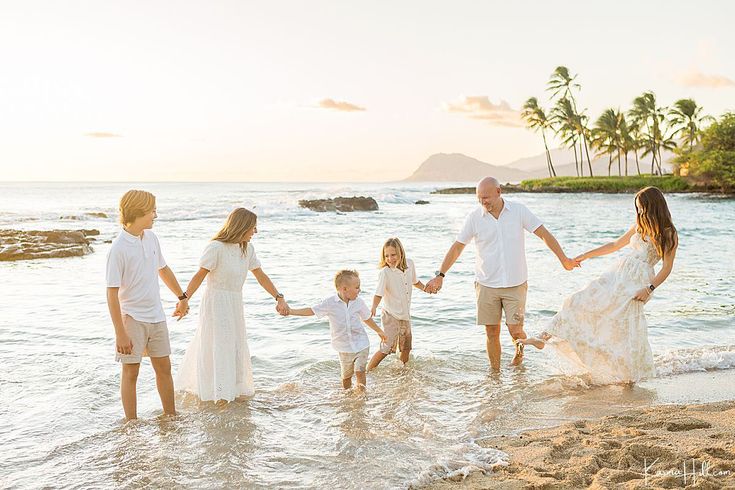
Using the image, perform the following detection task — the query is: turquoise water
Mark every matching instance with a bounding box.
[1,183,734,488]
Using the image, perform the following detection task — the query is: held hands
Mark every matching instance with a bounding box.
[573,253,589,264]
[425,276,443,294]
[633,287,652,303]
[561,256,581,271]
[173,299,190,320]
[276,298,290,316]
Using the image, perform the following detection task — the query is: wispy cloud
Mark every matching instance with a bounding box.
[677,70,735,88]
[85,132,122,138]
[317,98,366,112]
[443,96,523,127]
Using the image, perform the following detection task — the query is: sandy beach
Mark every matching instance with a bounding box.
[428,399,735,489]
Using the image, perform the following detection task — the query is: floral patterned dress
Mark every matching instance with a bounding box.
[543,233,659,384]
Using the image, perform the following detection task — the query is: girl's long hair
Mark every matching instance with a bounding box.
[379,237,408,271]
[635,187,677,257]
[213,208,257,255]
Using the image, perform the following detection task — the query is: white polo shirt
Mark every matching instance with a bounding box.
[456,200,542,288]
[375,258,418,321]
[106,229,167,323]
[312,295,371,353]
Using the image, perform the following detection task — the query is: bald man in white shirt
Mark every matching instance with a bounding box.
[425,177,579,371]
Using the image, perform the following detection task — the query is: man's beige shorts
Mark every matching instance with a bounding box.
[338,347,369,379]
[379,311,412,355]
[115,315,171,364]
[475,282,528,326]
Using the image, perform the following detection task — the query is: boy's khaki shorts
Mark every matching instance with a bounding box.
[338,347,369,379]
[475,282,527,326]
[115,315,171,363]
[379,311,412,355]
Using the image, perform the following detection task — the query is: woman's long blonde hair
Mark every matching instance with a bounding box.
[213,208,257,255]
[379,237,408,271]
[635,187,677,258]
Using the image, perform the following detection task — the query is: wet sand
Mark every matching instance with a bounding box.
[428,371,735,489]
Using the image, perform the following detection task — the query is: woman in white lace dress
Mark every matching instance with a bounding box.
[519,187,679,384]
[176,208,289,402]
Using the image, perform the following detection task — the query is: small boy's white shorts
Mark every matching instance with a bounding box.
[338,347,369,379]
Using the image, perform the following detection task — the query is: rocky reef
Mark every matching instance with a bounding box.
[0,229,98,261]
[298,196,379,212]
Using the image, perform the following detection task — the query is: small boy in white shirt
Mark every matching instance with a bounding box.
[106,190,189,420]
[288,270,386,389]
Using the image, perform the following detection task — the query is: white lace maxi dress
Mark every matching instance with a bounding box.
[176,241,260,401]
[542,233,659,384]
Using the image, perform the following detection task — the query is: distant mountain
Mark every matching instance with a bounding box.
[504,148,675,178]
[403,149,675,183]
[402,153,529,183]
[501,148,575,172]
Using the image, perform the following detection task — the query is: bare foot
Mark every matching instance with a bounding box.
[510,339,525,366]
[518,337,546,350]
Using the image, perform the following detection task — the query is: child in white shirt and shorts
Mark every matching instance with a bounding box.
[288,270,386,389]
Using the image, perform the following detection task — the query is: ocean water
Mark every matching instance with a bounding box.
[1,182,734,489]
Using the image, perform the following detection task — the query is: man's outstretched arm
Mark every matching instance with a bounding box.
[533,225,579,271]
[425,241,466,292]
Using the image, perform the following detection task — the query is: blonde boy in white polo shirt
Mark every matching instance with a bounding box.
[106,190,190,420]
[288,270,387,389]
[426,177,579,371]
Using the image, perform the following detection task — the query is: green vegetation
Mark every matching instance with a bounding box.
[521,66,714,179]
[517,175,690,193]
[679,113,735,191]
[520,97,556,177]
[433,175,696,194]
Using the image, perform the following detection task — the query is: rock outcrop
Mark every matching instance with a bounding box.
[299,196,379,212]
[59,212,109,220]
[0,229,98,261]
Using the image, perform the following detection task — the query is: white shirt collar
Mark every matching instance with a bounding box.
[480,198,511,216]
[121,228,142,243]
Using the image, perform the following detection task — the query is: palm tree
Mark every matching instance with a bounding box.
[592,108,623,176]
[629,92,667,175]
[547,66,593,175]
[579,112,594,176]
[626,116,644,175]
[551,97,581,176]
[669,98,713,152]
[655,125,678,174]
[547,66,580,104]
[619,113,634,176]
[521,97,557,177]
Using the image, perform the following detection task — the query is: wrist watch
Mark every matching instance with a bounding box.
[434,271,445,278]
[275,293,284,301]
[648,284,656,292]
[178,292,188,301]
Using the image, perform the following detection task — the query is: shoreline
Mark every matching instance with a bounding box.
[427,370,735,489]
[432,175,733,195]
[433,185,733,195]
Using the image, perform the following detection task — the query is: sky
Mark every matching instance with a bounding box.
[1,0,733,182]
